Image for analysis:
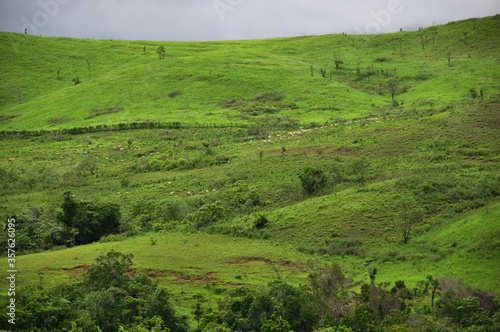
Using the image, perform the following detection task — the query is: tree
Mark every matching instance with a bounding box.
[350,157,369,184]
[298,167,327,195]
[386,78,400,103]
[59,191,78,228]
[84,250,133,291]
[78,157,98,176]
[192,202,227,229]
[73,201,121,244]
[260,314,291,332]
[396,196,424,244]
[193,301,204,330]
[309,263,350,321]
[334,52,343,69]
[157,45,166,60]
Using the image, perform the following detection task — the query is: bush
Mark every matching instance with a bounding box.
[253,213,269,230]
[298,167,327,195]
[191,202,228,229]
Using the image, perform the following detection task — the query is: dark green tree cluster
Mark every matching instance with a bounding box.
[194,264,499,332]
[58,191,121,245]
[0,251,189,331]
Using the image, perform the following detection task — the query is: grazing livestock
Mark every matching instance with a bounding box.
[8,158,14,162]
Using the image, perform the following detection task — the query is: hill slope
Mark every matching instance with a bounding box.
[0,15,499,330]
[1,15,499,130]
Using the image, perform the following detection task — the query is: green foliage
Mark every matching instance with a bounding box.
[299,167,327,195]
[58,192,121,245]
[84,250,133,291]
[72,75,81,85]
[157,45,166,60]
[191,202,228,229]
[0,16,499,331]
[261,313,292,332]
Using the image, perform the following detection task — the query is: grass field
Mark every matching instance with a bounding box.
[0,15,499,330]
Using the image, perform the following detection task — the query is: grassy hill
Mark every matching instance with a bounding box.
[1,15,499,130]
[0,15,499,330]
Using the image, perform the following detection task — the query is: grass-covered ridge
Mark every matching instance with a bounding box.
[1,15,499,131]
[0,15,499,331]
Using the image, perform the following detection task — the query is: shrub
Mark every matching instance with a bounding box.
[191,202,228,229]
[169,90,182,98]
[253,213,269,230]
[299,167,327,195]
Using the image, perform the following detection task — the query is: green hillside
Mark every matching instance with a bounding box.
[1,15,499,130]
[0,15,499,331]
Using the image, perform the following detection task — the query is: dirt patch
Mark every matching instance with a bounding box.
[228,257,304,271]
[171,271,219,284]
[62,265,91,276]
[281,260,305,271]
[228,257,272,265]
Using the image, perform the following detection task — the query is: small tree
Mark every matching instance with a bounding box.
[299,167,327,195]
[350,157,369,184]
[386,78,400,103]
[192,301,204,330]
[78,158,98,176]
[396,196,424,244]
[334,52,343,69]
[84,250,133,291]
[157,45,166,60]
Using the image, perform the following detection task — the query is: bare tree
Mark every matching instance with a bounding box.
[396,196,424,244]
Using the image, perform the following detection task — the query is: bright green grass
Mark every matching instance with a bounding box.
[1,16,499,130]
[0,17,499,325]
[0,232,309,318]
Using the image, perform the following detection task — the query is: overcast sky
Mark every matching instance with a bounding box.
[0,0,498,41]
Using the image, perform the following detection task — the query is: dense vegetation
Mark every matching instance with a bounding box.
[0,15,499,331]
